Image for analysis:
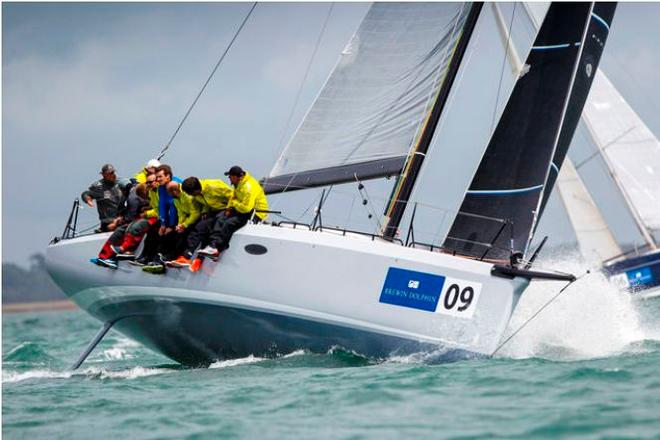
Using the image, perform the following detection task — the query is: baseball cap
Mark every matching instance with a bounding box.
[146,159,161,169]
[224,166,244,177]
[100,164,116,174]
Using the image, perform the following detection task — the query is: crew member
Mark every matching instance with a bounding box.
[81,164,124,232]
[91,182,150,269]
[134,159,161,184]
[197,166,268,259]
[141,164,181,270]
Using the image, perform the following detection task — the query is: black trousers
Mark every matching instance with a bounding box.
[140,220,161,261]
[185,213,220,255]
[158,228,191,261]
[209,212,251,251]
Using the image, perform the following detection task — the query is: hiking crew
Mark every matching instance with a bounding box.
[88,162,269,274]
[81,164,125,232]
[169,177,233,271]
[143,179,201,274]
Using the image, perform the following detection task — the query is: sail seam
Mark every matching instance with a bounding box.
[466,184,543,196]
[531,43,572,50]
[591,12,610,32]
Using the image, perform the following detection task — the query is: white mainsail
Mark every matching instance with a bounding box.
[269,2,471,179]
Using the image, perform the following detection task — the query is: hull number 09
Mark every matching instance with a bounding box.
[437,277,482,319]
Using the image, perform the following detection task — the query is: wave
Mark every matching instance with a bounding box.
[3,342,56,365]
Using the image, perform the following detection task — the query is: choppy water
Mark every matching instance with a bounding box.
[4,262,660,439]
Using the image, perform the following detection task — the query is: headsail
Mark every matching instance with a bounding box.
[443,2,615,261]
[264,3,477,194]
[500,2,621,261]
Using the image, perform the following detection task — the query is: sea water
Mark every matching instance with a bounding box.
[3,260,660,439]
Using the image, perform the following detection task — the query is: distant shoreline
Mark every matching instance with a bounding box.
[2,300,77,314]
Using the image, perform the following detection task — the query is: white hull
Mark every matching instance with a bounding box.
[47,224,528,365]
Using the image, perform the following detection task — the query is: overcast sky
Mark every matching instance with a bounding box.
[3,2,660,266]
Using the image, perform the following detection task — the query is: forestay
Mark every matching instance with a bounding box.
[264,3,472,193]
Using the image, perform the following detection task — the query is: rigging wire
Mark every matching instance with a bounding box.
[490,270,591,357]
[156,2,258,161]
[490,3,517,134]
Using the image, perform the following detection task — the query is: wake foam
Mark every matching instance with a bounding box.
[2,365,171,384]
[498,253,660,361]
[208,355,265,369]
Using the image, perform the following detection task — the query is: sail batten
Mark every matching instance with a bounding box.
[265,3,473,194]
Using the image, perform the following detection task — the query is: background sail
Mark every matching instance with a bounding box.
[582,73,660,247]
[556,159,622,261]
[443,3,612,261]
[264,2,471,193]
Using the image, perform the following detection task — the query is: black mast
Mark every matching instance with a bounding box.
[382,3,483,240]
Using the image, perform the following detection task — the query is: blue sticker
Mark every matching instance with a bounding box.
[379,267,446,312]
[626,267,654,286]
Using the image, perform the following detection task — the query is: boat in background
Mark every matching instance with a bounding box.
[47,2,614,367]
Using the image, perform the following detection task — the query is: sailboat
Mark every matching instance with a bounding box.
[587,74,660,296]
[525,3,660,297]
[46,2,615,367]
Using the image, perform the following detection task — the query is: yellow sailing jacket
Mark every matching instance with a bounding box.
[173,190,202,228]
[144,187,159,219]
[228,172,269,220]
[134,169,148,184]
[194,179,233,213]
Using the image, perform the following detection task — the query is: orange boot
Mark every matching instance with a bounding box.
[189,257,203,273]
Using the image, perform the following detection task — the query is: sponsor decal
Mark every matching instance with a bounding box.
[626,267,654,286]
[379,267,482,318]
[379,268,445,312]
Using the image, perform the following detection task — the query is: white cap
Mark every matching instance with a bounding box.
[146,159,161,169]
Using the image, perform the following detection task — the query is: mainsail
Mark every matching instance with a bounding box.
[444,2,615,260]
[263,3,478,194]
